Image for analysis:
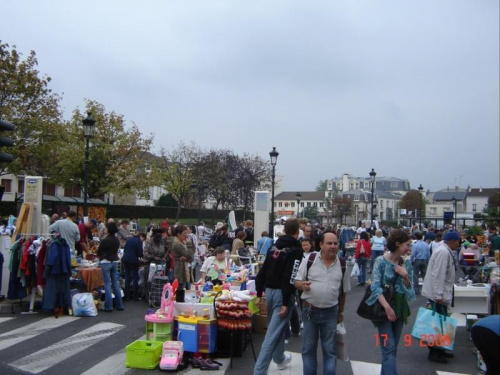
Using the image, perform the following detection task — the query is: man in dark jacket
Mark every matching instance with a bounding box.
[122,233,145,301]
[254,218,304,374]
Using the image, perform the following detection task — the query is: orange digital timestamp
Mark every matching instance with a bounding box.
[374,334,451,347]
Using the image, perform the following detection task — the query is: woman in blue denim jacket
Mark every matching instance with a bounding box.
[366,229,415,375]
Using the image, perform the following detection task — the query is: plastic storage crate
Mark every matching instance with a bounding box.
[125,340,163,369]
[198,319,217,353]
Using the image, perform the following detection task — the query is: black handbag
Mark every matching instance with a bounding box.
[356,282,396,322]
[356,260,401,322]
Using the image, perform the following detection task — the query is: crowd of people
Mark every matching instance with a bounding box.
[2,211,498,374]
[252,218,500,375]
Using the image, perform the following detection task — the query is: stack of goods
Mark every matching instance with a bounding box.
[216,300,253,330]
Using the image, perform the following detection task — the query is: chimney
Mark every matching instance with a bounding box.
[479,187,482,193]
[468,185,471,193]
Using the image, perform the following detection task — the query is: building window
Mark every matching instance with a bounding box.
[291,202,295,208]
[391,181,398,188]
[43,182,56,195]
[354,195,359,201]
[307,202,311,207]
[284,202,289,208]
[313,202,317,207]
[430,207,437,215]
[381,200,384,208]
[65,185,82,197]
[301,202,304,208]
[472,203,477,211]
[320,202,324,208]
[278,202,283,207]
[274,202,277,207]
[1,179,12,193]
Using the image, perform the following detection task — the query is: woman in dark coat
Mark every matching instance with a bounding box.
[172,225,194,288]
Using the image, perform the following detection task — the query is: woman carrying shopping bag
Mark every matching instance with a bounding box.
[365,229,415,375]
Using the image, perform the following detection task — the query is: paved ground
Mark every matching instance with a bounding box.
[0,270,483,375]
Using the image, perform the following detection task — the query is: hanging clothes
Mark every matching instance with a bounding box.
[41,238,72,311]
[36,240,48,287]
[8,240,27,300]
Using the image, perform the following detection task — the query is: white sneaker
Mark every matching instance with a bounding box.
[277,353,291,370]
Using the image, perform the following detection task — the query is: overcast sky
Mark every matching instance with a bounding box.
[2,0,498,193]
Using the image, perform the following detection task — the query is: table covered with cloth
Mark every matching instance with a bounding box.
[77,267,104,292]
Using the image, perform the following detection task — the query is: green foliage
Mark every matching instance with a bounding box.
[463,226,484,236]
[0,42,63,177]
[316,180,328,191]
[52,100,153,198]
[303,206,319,220]
[156,193,178,207]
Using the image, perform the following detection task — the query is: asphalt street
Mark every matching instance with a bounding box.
[0,268,481,375]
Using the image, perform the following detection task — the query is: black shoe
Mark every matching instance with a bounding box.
[428,352,448,363]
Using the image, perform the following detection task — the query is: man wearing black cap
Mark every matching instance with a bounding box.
[422,230,460,363]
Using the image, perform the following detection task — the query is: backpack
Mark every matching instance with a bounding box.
[306,253,346,295]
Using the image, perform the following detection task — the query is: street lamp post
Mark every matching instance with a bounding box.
[418,184,424,228]
[269,147,279,238]
[82,112,96,220]
[451,196,457,230]
[369,168,377,228]
[296,192,302,218]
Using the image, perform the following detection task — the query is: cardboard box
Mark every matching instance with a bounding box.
[253,314,268,334]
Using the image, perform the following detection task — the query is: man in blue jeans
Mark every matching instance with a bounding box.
[254,218,304,374]
[294,231,350,375]
[410,231,430,294]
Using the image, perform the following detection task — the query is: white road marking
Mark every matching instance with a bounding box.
[9,322,124,374]
[81,350,131,375]
[351,360,382,375]
[80,334,147,375]
[0,316,79,351]
[436,372,472,375]
[0,317,15,325]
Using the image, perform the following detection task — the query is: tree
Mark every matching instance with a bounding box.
[332,196,353,224]
[228,153,271,219]
[316,179,328,191]
[400,190,426,219]
[197,149,237,223]
[53,100,153,198]
[156,142,201,221]
[484,192,500,225]
[303,206,319,221]
[0,42,63,177]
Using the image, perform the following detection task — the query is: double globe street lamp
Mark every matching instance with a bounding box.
[369,168,377,227]
[82,112,96,219]
[269,147,279,238]
[418,184,424,227]
[296,192,302,218]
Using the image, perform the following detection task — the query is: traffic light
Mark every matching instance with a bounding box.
[0,120,15,163]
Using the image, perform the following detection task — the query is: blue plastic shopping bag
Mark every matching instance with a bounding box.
[411,307,457,350]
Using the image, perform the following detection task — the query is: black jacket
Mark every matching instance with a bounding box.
[97,235,120,262]
[255,234,303,306]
